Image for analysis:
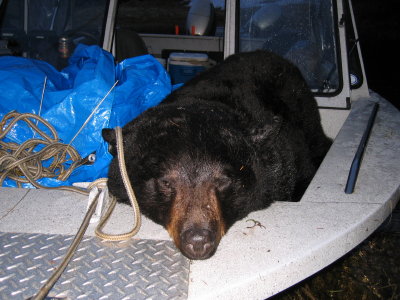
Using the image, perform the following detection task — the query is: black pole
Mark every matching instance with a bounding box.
[345,102,379,194]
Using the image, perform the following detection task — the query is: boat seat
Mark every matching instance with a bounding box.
[115,28,148,62]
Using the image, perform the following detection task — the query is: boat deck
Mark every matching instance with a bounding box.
[1,94,399,299]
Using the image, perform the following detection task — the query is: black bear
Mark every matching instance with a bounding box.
[102,50,331,260]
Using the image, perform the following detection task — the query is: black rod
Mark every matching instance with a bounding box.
[345,102,379,194]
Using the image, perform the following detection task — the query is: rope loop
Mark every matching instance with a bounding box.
[95,126,142,241]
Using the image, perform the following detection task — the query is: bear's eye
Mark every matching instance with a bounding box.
[160,179,171,188]
[155,178,175,202]
[157,177,173,191]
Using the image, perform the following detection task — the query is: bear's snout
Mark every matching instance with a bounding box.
[181,227,216,259]
[164,168,227,259]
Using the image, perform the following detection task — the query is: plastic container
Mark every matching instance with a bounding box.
[168,52,208,84]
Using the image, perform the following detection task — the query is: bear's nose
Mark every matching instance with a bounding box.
[181,228,215,260]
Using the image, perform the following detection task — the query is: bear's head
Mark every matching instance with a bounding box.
[102,103,276,259]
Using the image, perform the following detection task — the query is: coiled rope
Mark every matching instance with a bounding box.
[0,80,141,239]
[0,111,89,194]
[0,79,119,193]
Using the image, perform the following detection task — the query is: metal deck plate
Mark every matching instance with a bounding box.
[0,232,189,300]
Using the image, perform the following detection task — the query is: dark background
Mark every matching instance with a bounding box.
[352,0,400,110]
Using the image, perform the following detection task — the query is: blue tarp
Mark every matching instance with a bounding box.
[0,44,173,187]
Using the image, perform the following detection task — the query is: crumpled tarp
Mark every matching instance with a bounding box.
[0,44,172,188]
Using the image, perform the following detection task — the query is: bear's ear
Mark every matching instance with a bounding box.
[102,128,116,156]
[249,115,282,144]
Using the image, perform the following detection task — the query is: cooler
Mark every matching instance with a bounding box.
[168,52,208,84]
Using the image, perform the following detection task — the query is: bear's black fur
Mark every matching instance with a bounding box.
[102,50,331,260]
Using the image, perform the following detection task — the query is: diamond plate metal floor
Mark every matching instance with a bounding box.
[0,232,190,300]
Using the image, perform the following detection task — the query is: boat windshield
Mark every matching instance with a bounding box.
[0,0,110,69]
[239,0,340,94]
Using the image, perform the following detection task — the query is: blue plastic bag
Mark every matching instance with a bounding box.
[0,44,172,188]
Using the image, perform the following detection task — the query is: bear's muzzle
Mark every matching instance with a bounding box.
[166,180,226,260]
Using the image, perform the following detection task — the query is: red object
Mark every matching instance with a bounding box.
[191,26,196,35]
[175,25,179,35]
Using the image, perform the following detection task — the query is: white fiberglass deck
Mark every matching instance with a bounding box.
[1,93,399,299]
